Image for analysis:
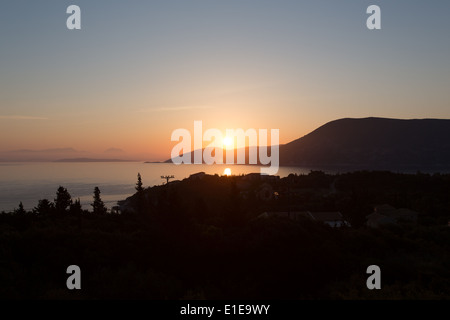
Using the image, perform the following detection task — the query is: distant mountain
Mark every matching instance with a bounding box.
[0,147,87,162]
[163,118,450,171]
[55,158,133,163]
[104,148,125,154]
[279,117,450,169]
[12,148,79,153]
[1,147,137,162]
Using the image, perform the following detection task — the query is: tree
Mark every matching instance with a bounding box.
[226,179,243,226]
[15,202,26,215]
[55,186,72,214]
[136,173,144,193]
[135,173,149,215]
[91,187,107,214]
[33,199,54,216]
[71,198,83,230]
[70,198,83,215]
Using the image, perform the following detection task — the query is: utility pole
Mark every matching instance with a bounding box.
[161,175,175,184]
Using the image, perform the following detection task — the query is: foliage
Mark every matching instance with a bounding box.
[1,171,450,299]
[54,186,72,214]
[33,199,55,216]
[91,187,107,215]
[135,173,144,193]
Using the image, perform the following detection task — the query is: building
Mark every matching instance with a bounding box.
[111,206,121,214]
[257,183,275,201]
[366,204,419,228]
[258,210,350,227]
[258,211,311,221]
[307,211,350,228]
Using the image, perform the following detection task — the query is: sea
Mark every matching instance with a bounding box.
[0,162,317,212]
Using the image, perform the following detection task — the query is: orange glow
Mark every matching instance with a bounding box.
[222,136,233,147]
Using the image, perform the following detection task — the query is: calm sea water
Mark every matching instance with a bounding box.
[0,162,314,212]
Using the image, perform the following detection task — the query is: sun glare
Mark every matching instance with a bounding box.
[223,136,233,147]
[224,168,232,176]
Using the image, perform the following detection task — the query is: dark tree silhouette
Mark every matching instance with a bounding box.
[55,186,72,214]
[15,202,26,215]
[226,179,243,226]
[33,199,54,216]
[70,198,83,215]
[71,198,83,230]
[136,173,144,193]
[135,173,148,215]
[91,187,107,214]
[1,171,450,299]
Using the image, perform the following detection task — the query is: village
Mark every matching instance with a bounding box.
[117,170,425,230]
[1,169,449,299]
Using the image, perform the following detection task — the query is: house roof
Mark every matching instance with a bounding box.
[372,205,418,218]
[366,206,419,227]
[395,208,419,217]
[366,212,396,225]
[374,204,396,214]
[259,211,311,220]
[309,211,344,222]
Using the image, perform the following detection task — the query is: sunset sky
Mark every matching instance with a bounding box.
[1,0,450,160]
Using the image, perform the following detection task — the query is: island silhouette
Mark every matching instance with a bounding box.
[164,117,450,172]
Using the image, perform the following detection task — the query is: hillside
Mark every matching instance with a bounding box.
[280,118,450,169]
[164,117,450,171]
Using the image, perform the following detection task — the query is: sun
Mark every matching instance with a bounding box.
[223,136,233,147]
[224,168,232,176]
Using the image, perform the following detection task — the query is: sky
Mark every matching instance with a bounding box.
[1,0,450,160]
